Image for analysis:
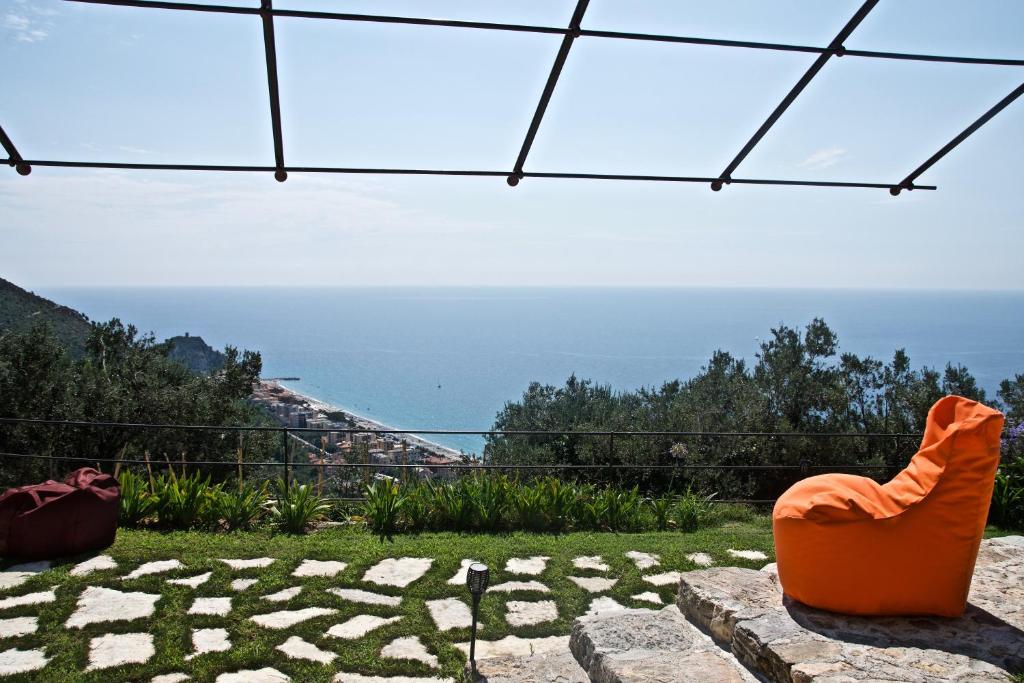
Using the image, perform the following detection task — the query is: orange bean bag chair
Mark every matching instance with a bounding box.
[772,395,1004,617]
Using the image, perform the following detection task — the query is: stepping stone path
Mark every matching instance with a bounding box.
[454,635,566,659]
[567,576,617,593]
[188,596,232,616]
[380,636,438,668]
[625,551,660,570]
[642,570,683,587]
[504,556,549,575]
[250,607,337,629]
[168,572,212,588]
[327,615,403,639]
[363,557,433,587]
[686,552,714,567]
[69,555,117,577]
[632,591,663,604]
[487,580,549,593]
[572,556,609,572]
[217,668,290,682]
[0,590,55,611]
[187,627,231,660]
[220,557,275,570]
[0,647,49,676]
[334,675,453,683]
[152,674,190,683]
[263,586,302,603]
[0,616,37,638]
[277,635,337,664]
[586,597,626,616]
[67,586,159,628]
[506,600,558,626]
[0,561,50,591]
[293,559,347,577]
[87,632,154,670]
[328,587,403,607]
[426,598,474,631]
[446,559,479,586]
[124,559,183,580]
[726,548,768,561]
[230,578,259,591]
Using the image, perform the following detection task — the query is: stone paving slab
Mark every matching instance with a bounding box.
[467,649,588,683]
[678,536,1024,682]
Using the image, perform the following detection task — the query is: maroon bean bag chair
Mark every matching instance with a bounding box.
[0,468,120,560]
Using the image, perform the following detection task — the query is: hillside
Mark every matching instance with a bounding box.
[0,277,92,355]
[166,333,226,374]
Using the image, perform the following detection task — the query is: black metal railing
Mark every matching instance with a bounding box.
[0,416,924,504]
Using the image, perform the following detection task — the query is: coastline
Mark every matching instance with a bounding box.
[258,380,467,460]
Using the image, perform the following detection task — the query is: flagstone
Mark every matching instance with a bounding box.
[0,590,55,611]
[487,580,550,594]
[250,607,337,630]
[686,552,715,567]
[572,556,609,572]
[362,557,433,587]
[70,555,117,577]
[504,556,549,576]
[293,559,348,578]
[168,572,212,588]
[216,668,290,682]
[643,571,683,587]
[625,551,660,570]
[586,597,627,616]
[277,635,337,664]
[186,628,231,660]
[381,636,438,668]
[727,549,768,561]
[454,635,567,659]
[0,647,49,676]
[426,598,474,631]
[0,561,50,591]
[188,596,232,616]
[567,576,617,593]
[67,586,159,628]
[327,588,402,607]
[506,600,558,627]
[0,617,37,638]
[446,559,479,586]
[334,675,453,683]
[263,586,302,603]
[220,557,275,570]
[230,578,259,591]
[86,632,154,670]
[124,559,183,580]
[632,591,663,604]
[327,614,403,639]
[151,674,190,683]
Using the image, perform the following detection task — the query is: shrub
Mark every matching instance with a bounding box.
[649,495,673,531]
[118,470,157,527]
[991,423,1024,530]
[216,483,269,531]
[674,488,717,532]
[152,471,220,530]
[363,479,406,538]
[270,478,331,534]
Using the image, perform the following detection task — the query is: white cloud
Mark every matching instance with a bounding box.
[797,146,846,170]
[3,11,50,42]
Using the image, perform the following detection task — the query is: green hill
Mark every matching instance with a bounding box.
[166,333,226,374]
[0,277,92,356]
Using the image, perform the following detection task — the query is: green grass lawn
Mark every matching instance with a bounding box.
[1,520,775,682]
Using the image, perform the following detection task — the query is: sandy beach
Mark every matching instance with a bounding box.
[255,380,466,460]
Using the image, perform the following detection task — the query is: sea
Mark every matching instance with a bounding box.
[43,287,1024,455]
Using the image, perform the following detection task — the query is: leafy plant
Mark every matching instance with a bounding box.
[270,478,331,534]
[118,470,157,527]
[363,479,407,538]
[598,485,642,531]
[675,488,718,532]
[216,482,269,531]
[152,471,219,529]
[649,495,674,531]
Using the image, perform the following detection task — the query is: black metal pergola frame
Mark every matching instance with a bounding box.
[2,0,1023,195]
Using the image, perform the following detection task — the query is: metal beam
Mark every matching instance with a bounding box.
[714,0,879,190]
[4,159,936,191]
[260,0,287,182]
[507,0,589,187]
[893,81,1024,194]
[0,125,31,176]
[65,0,1024,67]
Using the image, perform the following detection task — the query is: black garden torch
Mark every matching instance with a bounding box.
[466,562,489,671]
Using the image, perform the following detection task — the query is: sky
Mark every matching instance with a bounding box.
[1,0,1023,289]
